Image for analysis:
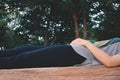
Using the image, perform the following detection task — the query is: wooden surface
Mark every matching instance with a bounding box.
[0,65,120,80]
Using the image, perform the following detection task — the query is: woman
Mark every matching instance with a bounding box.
[0,38,120,69]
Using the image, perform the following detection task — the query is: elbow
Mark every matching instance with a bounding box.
[104,61,115,68]
[105,64,113,68]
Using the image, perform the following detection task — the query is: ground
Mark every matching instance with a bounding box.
[0,65,120,80]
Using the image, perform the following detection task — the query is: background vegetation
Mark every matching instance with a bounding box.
[0,0,120,49]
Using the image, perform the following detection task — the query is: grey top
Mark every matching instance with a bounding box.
[70,42,120,66]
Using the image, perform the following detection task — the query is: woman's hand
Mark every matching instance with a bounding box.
[70,38,90,46]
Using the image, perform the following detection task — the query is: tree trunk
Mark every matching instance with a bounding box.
[44,27,49,46]
[83,10,87,39]
[72,13,79,38]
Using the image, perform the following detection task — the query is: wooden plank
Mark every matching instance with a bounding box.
[0,65,120,80]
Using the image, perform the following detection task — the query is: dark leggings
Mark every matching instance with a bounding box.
[0,45,86,69]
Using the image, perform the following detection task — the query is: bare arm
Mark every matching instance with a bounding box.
[70,38,120,67]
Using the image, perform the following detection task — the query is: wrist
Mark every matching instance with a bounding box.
[84,41,92,47]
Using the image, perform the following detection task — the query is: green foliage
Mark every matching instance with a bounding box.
[95,0,120,40]
[0,0,120,48]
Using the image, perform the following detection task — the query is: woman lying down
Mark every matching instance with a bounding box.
[0,38,120,69]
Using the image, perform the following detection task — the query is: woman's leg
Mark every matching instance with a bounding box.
[0,44,45,57]
[0,45,86,69]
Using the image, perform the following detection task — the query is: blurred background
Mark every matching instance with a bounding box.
[0,0,120,49]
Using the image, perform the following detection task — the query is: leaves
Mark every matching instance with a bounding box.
[0,0,120,48]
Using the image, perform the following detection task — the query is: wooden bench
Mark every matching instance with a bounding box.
[0,65,120,80]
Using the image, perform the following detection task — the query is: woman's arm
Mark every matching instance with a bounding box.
[70,38,120,67]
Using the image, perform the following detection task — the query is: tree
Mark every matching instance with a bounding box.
[0,0,26,48]
[44,0,103,40]
[95,0,120,40]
